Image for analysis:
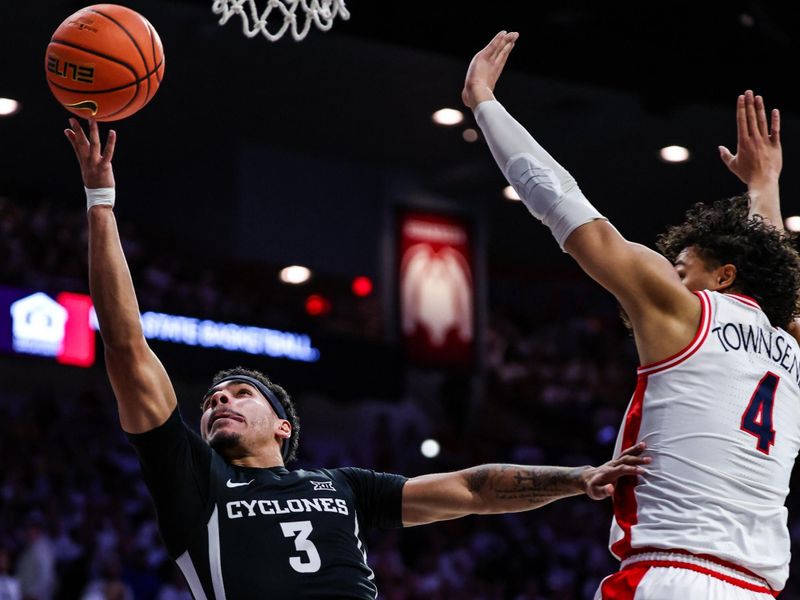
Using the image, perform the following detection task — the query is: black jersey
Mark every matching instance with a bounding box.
[127,408,407,599]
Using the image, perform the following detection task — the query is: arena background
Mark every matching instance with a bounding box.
[2,1,800,598]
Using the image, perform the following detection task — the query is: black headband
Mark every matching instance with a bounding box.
[206,375,291,460]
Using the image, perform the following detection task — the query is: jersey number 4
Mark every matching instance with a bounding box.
[740,372,779,455]
[280,521,321,573]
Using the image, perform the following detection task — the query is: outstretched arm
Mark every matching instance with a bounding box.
[718,92,800,339]
[65,118,177,433]
[463,32,699,366]
[402,443,649,527]
[719,90,782,228]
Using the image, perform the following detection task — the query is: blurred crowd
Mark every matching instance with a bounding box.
[3,194,800,599]
[0,196,380,338]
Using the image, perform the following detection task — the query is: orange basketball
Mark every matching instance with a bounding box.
[45,4,165,122]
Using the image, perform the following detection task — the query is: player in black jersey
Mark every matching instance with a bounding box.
[65,119,650,599]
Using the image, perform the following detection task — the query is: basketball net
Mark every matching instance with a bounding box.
[212,0,350,41]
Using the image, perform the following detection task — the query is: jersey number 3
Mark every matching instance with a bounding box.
[280,521,321,573]
[740,372,779,455]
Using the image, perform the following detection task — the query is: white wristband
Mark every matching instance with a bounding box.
[85,187,115,211]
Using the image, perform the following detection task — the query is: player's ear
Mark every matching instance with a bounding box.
[716,263,737,291]
[276,420,291,440]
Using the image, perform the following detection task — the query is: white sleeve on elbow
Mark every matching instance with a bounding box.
[474,100,606,250]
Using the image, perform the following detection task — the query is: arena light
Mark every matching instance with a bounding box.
[352,276,373,297]
[305,294,331,316]
[462,128,479,142]
[280,265,311,284]
[503,185,520,201]
[0,98,20,116]
[659,145,690,163]
[785,216,800,232]
[432,108,464,126]
[420,439,440,458]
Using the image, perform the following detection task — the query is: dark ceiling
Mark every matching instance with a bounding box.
[2,1,800,274]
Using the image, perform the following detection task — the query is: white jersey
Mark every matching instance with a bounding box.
[610,290,800,592]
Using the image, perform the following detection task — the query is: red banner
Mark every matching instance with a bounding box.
[56,292,96,367]
[398,212,474,366]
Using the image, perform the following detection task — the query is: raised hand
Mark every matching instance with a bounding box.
[719,90,781,187]
[582,442,650,500]
[64,118,117,189]
[462,30,519,110]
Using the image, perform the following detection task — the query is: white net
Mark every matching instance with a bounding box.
[212,0,350,42]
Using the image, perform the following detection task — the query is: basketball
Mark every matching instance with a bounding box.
[45,4,165,121]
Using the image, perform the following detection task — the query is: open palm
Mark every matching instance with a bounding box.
[462,30,519,110]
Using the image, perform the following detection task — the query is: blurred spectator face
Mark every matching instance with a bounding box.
[0,548,10,573]
[104,580,128,600]
[25,524,43,543]
[200,382,286,457]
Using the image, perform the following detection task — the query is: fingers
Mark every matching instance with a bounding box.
[734,95,747,153]
[619,441,646,457]
[755,95,769,138]
[68,117,90,147]
[484,30,507,58]
[88,118,101,149]
[771,108,781,146]
[623,463,647,475]
[66,117,116,158]
[744,90,759,139]
[586,453,650,500]
[719,145,734,167]
[487,30,518,60]
[589,483,615,500]
[65,119,89,161]
[744,90,781,148]
[495,34,517,68]
[63,129,83,163]
[609,461,648,477]
[611,442,651,474]
[102,130,117,164]
[594,453,649,480]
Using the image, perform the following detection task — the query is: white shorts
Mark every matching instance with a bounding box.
[594,551,777,599]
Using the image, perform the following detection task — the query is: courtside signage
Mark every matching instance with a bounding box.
[0,286,319,367]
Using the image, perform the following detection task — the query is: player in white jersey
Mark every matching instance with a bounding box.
[462,32,800,598]
[608,289,800,597]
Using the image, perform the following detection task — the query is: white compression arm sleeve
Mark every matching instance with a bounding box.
[474,100,606,250]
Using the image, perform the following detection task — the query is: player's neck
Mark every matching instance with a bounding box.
[228,449,286,469]
[717,285,744,297]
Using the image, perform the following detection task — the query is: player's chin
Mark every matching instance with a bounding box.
[208,430,243,452]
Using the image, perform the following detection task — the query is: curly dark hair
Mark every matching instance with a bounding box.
[656,194,800,329]
[209,367,300,463]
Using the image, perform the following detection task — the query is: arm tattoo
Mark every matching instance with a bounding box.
[496,467,578,504]
[466,466,492,493]
[467,465,583,507]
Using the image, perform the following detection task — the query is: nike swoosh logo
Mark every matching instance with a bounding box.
[226,478,254,488]
[64,100,98,115]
